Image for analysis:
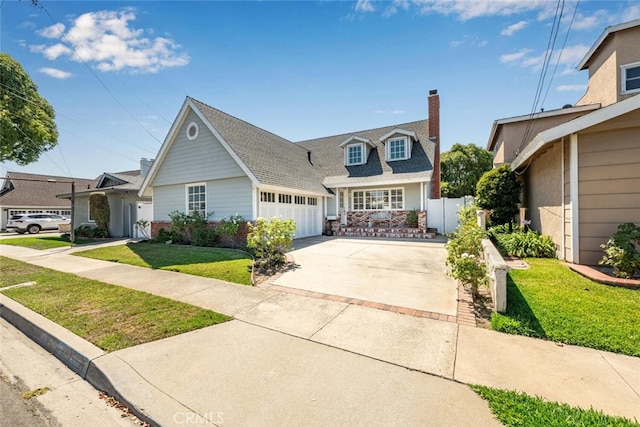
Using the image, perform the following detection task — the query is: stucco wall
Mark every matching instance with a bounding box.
[577,26,640,107]
[578,125,640,265]
[524,141,564,258]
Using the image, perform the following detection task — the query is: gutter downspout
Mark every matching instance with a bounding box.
[561,138,565,261]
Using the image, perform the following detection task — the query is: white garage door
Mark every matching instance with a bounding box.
[259,192,321,239]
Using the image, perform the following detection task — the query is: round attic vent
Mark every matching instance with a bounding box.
[186,122,199,140]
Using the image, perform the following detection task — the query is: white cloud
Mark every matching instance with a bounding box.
[391,110,406,114]
[570,10,608,31]
[355,0,375,13]
[500,49,532,64]
[500,44,589,72]
[30,9,190,74]
[39,67,73,79]
[501,20,528,36]
[38,23,66,38]
[383,0,410,17]
[623,4,640,21]
[410,0,551,21]
[556,84,587,92]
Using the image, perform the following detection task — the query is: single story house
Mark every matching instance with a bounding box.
[139,91,441,239]
[0,172,97,231]
[487,19,640,265]
[57,159,153,238]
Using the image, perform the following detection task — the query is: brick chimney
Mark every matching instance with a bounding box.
[428,89,441,199]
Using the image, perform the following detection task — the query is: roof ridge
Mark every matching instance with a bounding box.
[5,171,95,181]
[295,118,428,143]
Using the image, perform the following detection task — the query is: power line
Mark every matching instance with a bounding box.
[540,0,581,109]
[517,0,565,155]
[27,0,165,145]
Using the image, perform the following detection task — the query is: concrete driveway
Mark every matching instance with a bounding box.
[273,236,458,316]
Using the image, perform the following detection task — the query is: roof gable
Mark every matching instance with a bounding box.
[577,19,640,70]
[512,93,640,169]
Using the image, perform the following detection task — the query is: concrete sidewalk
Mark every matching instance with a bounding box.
[1,242,639,425]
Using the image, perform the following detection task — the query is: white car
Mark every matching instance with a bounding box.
[6,214,71,234]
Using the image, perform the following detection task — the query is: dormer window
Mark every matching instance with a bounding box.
[347,144,363,165]
[339,136,374,166]
[621,61,640,95]
[379,128,416,162]
[388,137,408,161]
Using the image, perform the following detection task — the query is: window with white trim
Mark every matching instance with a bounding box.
[347,144,364,166]
[88,201,94,222]
[186,183,206,215]
[622,62,640,94]
[352,188,404,210]
[387,137,408,161]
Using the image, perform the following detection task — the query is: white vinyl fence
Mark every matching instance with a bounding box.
[427,196,475,234]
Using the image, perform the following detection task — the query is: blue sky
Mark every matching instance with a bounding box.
[2,0,639,179]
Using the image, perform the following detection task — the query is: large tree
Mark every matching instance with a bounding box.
[440,143,493,198]
[0,53,58,165]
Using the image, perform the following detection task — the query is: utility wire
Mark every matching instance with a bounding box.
[517,0,565,155]
[540,0,581,109]
[30,0,165,145]
[1,83,160,153]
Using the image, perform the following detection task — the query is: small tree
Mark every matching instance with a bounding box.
[476,164,521,226]
[441,143,493,198]
[89,193,110,237]
[599,223,640,278]
[247,217,296,272]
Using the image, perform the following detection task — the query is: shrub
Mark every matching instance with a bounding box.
[215,214,246,248]
[191,227,219,247]
[599,223,640,279]
[450,253,488,296]
[134,219,150,240]
[406,209,419,228]
[89,193,110,237]
[445,204,488,297]
[74,224,108,239]
[247,217,296,272]
[167,210,210,244]
[476,164,521,227]
[152,227,183,244]
[490,226,556,258]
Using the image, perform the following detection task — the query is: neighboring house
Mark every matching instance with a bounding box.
[57,159,154,238]
[486,19,640,265]
[139,91,441,239]
[0,172,97,231]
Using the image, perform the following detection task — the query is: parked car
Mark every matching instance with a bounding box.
[6,214,71,234]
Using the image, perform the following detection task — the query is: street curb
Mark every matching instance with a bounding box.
[0,295,160,426]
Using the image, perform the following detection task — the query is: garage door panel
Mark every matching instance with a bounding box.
[258,194,320,239]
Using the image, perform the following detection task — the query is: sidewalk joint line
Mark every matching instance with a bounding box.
[598,352,640,400]
[308,304,350,340]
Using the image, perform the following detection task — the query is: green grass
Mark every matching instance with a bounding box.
[472,385,639,426]
[0,235,92,250]
[491,258,640,356]
[0,256,231,351]
[73,242,253,286]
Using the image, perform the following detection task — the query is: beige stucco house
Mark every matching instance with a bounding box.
[487,19,640,265]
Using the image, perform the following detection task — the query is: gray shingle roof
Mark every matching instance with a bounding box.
[69,171,145,196]
[296,120,434,186]
[190,98,329,195]
[0,172,98,207]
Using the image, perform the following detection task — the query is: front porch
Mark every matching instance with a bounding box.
[334,226,437,239]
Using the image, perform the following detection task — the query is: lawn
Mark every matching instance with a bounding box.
[491,258,640,357]
[0,256,231,351]
[73,242,253,286]
[472,385,639,427]
[0,235,92,250]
